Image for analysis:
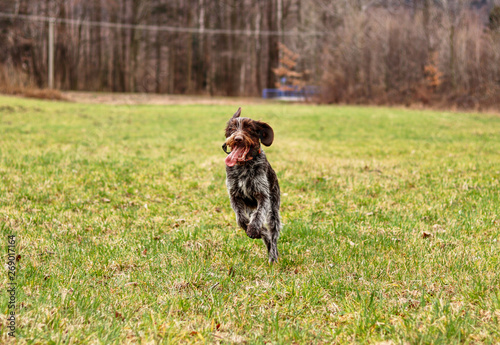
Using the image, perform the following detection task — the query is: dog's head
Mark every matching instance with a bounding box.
[223,107,274,167]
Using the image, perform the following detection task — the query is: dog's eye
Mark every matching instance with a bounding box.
[225,126,236,137]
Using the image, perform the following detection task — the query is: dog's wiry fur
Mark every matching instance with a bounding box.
[223,108,281,263]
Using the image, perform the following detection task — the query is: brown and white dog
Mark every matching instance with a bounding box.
[222,107,281,263]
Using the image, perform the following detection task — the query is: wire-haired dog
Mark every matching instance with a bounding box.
[222,107,281,263]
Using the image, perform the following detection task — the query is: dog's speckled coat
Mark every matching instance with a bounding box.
[223,108,281,263]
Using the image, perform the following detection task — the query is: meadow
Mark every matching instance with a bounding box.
[0,95,499,344]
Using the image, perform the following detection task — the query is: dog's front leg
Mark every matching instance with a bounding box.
[230,196,250,232]
[246,193,270,239]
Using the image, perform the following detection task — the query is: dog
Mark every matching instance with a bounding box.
[222,107,281,263]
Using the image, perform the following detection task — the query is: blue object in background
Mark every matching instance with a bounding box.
[262,86,319,100]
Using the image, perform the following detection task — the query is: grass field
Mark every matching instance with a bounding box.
[1,95,499,344]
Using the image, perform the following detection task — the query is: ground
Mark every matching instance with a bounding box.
[0,95,499,344]
[63,91,274,105]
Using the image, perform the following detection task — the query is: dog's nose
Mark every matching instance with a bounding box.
[234,136,243,143]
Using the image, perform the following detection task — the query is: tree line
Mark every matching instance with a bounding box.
[0,0,499,108]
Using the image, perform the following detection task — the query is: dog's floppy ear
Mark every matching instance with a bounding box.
[232,107,242,119]
[257,121,274,146]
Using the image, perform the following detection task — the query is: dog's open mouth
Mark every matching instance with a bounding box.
[225,145,251,167]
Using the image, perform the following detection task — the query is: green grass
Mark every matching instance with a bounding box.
[1,95,500,344]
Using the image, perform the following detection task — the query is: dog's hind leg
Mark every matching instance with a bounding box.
[262,233,279,263]
[263,211,280,263]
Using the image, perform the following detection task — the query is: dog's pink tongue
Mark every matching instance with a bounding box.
[225,146,246,167]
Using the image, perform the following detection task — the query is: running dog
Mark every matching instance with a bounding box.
[222,107,281,263]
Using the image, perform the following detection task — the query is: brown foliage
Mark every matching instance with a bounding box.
[319,5,500,110]
[0,85,66,101]
[424,53,443,90]
[0,63,65,100]
[273,43,308,91]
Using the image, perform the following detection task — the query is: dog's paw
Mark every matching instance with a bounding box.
[268,256,279,264]
[246,224,262,239]
[268,249,279,264]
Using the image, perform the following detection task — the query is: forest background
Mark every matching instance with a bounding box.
[1,0,500,109]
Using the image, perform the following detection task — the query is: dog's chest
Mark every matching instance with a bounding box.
[226,165,266,199]
[227,169,252,198]
[236,174,253,198]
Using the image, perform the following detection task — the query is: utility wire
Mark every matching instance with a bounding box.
[0,12,326,37]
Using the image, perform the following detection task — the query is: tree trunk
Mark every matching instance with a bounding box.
[168,44,176,93]
[449,23,456,89]
[129,0,142,93]
[266,0,278,89]
[198,0,206,93]
[186,6,193,93]
[155,28,162,93]
[255,10,262,94]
